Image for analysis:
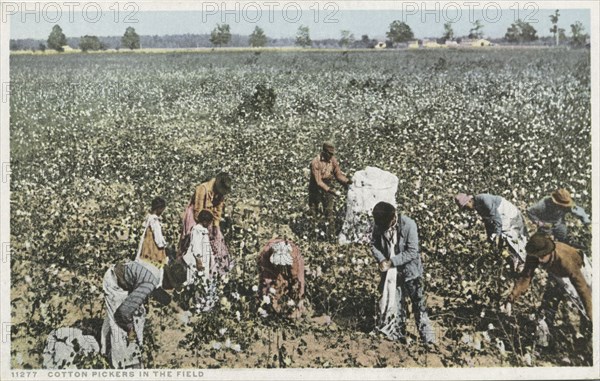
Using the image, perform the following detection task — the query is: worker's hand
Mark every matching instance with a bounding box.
[195,258,204,271]
[490,234,501,248]
[494,234,502,249]
[378,260,392,272]
[126,326,137,345]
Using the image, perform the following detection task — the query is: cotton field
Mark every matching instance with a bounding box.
[9,49,592,368]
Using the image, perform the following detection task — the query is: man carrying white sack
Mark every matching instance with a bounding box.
[370,201,436,346]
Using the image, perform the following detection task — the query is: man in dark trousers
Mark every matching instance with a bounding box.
[370,201,436,346]
[308,141,352,239]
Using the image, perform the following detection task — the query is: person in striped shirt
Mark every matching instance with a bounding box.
[101,259,186,368]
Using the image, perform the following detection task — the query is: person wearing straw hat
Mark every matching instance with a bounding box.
[257,237,305,316]
[308,141,352,239]
[370,201,436,346]
[100,258,187,368]
[454,193,529,272]
[527,188,590,244]
[503,233,592,345]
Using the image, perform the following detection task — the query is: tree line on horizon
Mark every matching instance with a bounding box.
[11,11,589,52]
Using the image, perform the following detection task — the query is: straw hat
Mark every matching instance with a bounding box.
[550,189,574,208]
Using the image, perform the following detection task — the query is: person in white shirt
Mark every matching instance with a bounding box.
[181,209,218,311]
[182,210,214,284]
[135,197,169,285]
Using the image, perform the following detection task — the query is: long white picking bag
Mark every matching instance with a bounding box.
[338,167,398,244]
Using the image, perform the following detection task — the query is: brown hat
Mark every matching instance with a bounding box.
[551,188,574,207]
[525,233,556,258]
[214,173,232,195]
[322,141,335,154]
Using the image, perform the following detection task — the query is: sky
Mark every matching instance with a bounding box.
[8,3,592,41]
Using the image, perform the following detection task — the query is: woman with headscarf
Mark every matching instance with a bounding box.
[257,237,305,316]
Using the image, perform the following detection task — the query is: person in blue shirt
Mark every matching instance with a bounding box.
[455,193,528,272]
[527,188,591,244]
[370,201,435,346]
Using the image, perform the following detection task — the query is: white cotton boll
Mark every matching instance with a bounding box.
[258,307,268,317]
[252,285,259,292]
[232,344,241,352]
[262,295,271,305]
[523,353,532,366]
[269,287,276,295]
[461,333,472,344]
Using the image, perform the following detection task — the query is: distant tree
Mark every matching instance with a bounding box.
[570,21,587,47]
[442,22,454,42]
[386,21,414,44]
[121,27,140,49]
[47,25,67,52]
[505,19,538,43]
[79,35,105,52]
[210,23,231,47]
[359,34,370,48]
[38,43,46,52]
[549,10,560,46]
[558,28,567,44]
[249,26,267,47]
[295,25,311,48]
[468,19,484,39]
[339,30,355,48]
